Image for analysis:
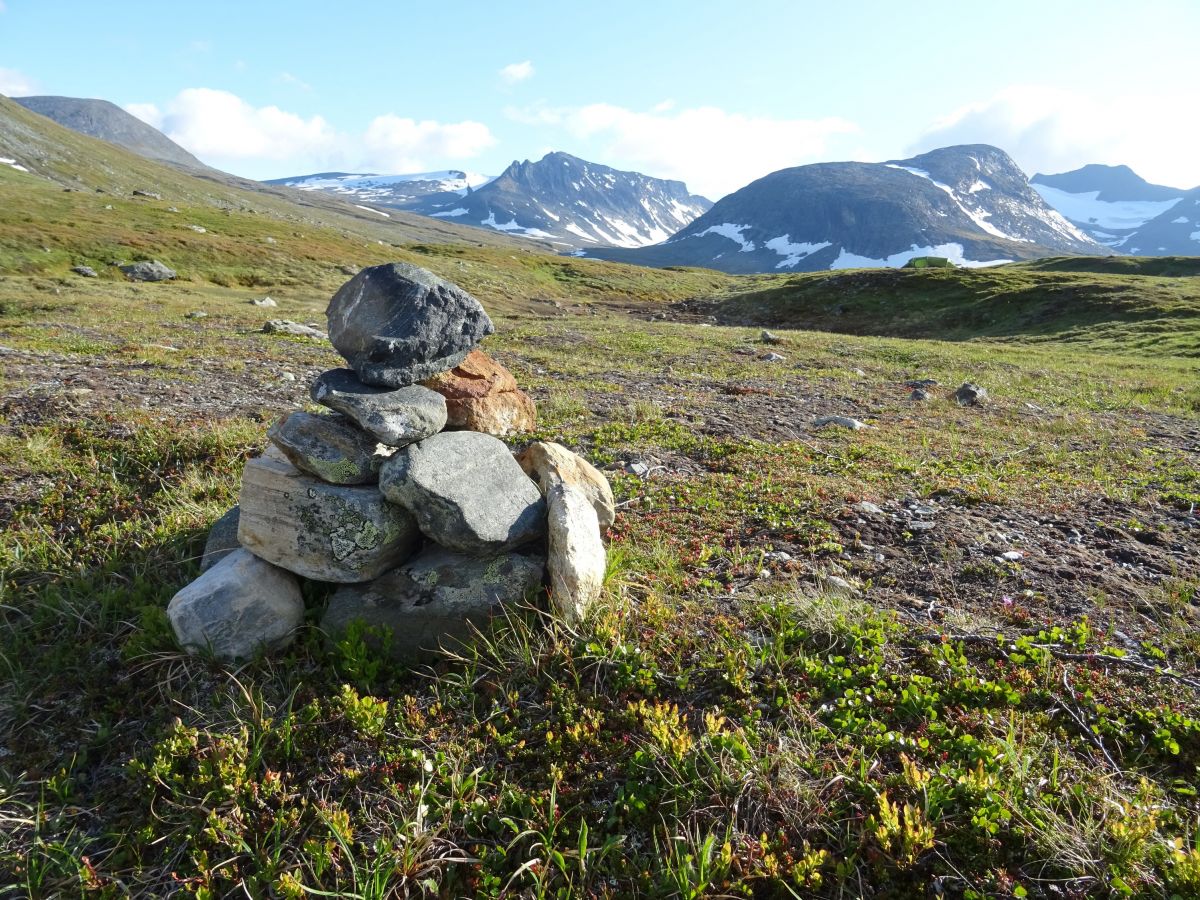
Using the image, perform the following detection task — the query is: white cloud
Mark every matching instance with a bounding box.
[125,103,163,129]
[915,85,1200,189]
[510,102,858,198]
[123,88,496,177]
[0,66,36,96]
[362,115,496,171]
[145,88,337,162]
[499,60,534,84]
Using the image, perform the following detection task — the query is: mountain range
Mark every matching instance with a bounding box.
[587,145,1105,273]
[1030,164,1200,256]
[8,92,1198,273]
[272,152,712,250]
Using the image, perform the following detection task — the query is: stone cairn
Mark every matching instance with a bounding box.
[168,262,614,662]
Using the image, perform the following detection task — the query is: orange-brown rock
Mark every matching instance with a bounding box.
[422,349,518,400]
[446,390,537,437]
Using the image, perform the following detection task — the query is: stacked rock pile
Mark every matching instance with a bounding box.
[168,262,613,662]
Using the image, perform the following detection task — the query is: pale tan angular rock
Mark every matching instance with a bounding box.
[422,349,518,399]
[168,548,303,660]
[516,441,615,532]
[238,452,420,583]
[445,389,537,436]
[545,482,606,626]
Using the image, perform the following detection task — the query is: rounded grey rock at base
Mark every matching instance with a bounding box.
[311,368,447,447]
[379,431,545,556]
[326,262,494,388]
[322,546,545,663]
[168,548,304,660]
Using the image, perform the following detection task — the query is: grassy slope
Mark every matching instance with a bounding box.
[714,258,1200,357]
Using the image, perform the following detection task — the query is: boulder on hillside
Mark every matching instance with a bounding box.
[379,431,545,556]
[326,263,494,388]
[311,368,447,447]
[517,441,615,532]
[72,265,98,278]
[954,382,988,406]
[322,546,545,663]
[262,320,327,339]
[120,260,176,282]
[238,451,421,582]
[199,505,241,572]
[267,410,391,485]
[545,482,606,626]
[168,548,304,660]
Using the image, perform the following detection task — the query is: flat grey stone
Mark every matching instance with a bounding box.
[322,546,545,663]
[200,505,241,572]
[326,263,494,387]
[120,260,175,281]
[262,319,327,339]
[168,548,303,660]
[71,265,98,278]
[311,368,447,447]
[238,452,420,582]
[267,410,390,485]
[379,431,545,556]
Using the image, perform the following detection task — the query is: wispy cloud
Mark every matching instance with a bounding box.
[275,71,312,92]
[507,102,858,198]
[499,60,534,84]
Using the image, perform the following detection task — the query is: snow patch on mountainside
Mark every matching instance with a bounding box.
[431,208,468,218]
[887,164,1027,242]
[764,235,833,269]
[832,243,1011,270]
[1030,184,1182,230]
[354,205,390,217]
[1172,216,1190,224]
[690,223,756,252]
[0,156,28,172]
[481,212,553,240]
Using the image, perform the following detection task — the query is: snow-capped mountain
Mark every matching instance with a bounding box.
[1030,164,1200,256]
[415,152,711,248]
[588,145,1106,274]
[269,152,711,249]
[264,170,495,212]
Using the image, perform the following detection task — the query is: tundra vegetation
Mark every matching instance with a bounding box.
[1,145,1199,896]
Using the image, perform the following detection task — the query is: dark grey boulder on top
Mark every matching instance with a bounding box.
[379,431,546,556]
[326,263,494,388]
[200,505,241,572]
[120,260,176,281]
[267,410,391,485]
[311,367,447,447]
[322,546,545,663]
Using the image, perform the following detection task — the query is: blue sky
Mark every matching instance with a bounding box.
[1,0,1197,197]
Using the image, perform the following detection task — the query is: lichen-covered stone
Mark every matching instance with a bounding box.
[322,547,545,663]
[199,505,241,572]
[326,263,494,387]
[379,431,545,556]
[517,441,615,532]
[545,482,606,626]
[168,548,303,660]
[238,452,420,582]
[311,368,447,447]
[267,410,390,485]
